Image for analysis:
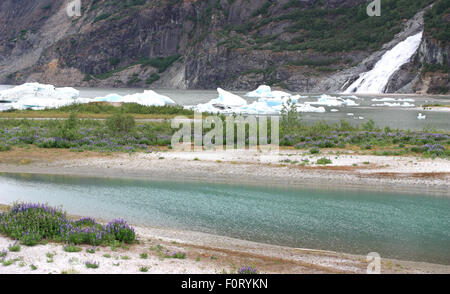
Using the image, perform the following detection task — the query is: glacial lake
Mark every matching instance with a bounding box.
[0,173,449,265]
[1,85,449,131]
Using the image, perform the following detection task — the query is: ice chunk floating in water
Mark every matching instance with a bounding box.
[0,83,83,110]
[94,90,175,106]
[0,83,177,111]
[345,32,423,94]
[246,85,293,99]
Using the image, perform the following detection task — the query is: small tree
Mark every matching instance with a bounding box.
[106,114,136,134]
[280,98,302,135]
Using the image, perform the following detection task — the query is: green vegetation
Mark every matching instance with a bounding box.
[0,203,137,247]
[316,158,332,165]
[1,102,195,119]
[8,242,21,252]
[0,103,448,158]
[64,245,82,253]
[91,55,180,80]
[146,73,160,85]
[219,0,434,54]
[424,0,450,43]
[93,13,111,23]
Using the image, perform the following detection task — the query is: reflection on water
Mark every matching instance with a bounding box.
[0,173,449,265]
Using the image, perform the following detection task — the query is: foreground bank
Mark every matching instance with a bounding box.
[0,211,449,274]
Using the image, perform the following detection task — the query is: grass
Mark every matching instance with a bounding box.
[64,245,82,253]
[85,261,99,269]
[0,108,448,158]
[0,102,196,119]
[140,253,148,259]
[316,158,332,165]
[8,242,21,252]
[86,247,96,254]
[139,266,149,272]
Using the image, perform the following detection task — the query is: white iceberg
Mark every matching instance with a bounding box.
[188,88,328,114]
[94,90,175,106]
[296,104,326,113]
[372,102,415,107]
[215,88,247,107]
[245,85,292,99]
[307,94,359,107]
[0,83,81,110]
[371,97,415,102]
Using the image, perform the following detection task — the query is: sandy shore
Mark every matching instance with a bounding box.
[0,148,449,274]
[1,222,449,274]
[1,148,449,195]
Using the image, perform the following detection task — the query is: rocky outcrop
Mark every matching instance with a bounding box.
[0,0,446,93]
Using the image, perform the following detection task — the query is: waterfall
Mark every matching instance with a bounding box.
[345,32,423,94]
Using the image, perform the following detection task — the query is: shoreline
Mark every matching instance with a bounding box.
[1,148,449,196]
[1,212,449,274]
[0,149,449,273]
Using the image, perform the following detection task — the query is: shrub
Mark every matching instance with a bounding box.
[85,261,99,269]
[64,245,82,253]
[310,148,320,154]
[8,242,20,252]
[316,158,332,165]
[104,219,136,244]
[237,266,259,274]
[0,143,11,152]
[164,251,186,259]
[106,114,136,133]
[86,247,96,254]
[0,203,137,246]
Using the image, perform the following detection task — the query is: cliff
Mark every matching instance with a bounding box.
[0,0,447,93]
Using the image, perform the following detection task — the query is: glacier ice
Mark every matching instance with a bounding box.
[371,102,415,107]
[306,94,359,107]
[0,83,81,110]
[94,90,175,106]
[215,88,247,107]
[0,83,176,110]
[245,85,293,99]
[188,88,330,114]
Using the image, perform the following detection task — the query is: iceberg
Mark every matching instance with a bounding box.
[245,85,292,99]
[0,83,81,110]
[188,88,328,114]
[372,102,414,107]
[94,90,175,106]
[0,83,177,111]
[371,98,415,102]
[215,88,247,107]
[296,104,326,113]
[307,94,359,107]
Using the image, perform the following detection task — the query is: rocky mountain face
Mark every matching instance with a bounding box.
[0,0,448,94]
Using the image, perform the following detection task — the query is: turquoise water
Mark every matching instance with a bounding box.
[0,173,449,264]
